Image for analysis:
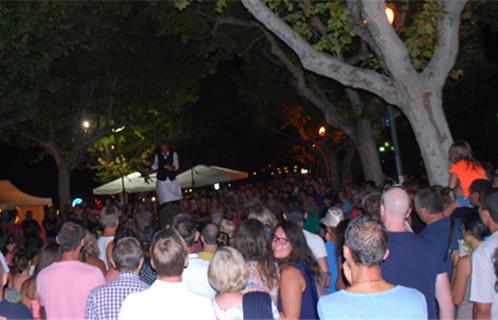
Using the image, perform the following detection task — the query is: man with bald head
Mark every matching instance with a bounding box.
[380,186,454,320]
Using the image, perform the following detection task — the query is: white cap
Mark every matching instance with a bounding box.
[320,207,344,228]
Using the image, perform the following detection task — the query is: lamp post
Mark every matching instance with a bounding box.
[384,6,404,183]
[82,120,90,129]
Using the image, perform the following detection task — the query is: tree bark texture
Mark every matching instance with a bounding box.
[56,161,72,208]
[354,126,384,184]
[339,141,356,185]
[241,0,467,185]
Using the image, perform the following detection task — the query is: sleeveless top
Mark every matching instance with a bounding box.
[242,260,279,302]
[277,262,319,319]
[156,152,176,181]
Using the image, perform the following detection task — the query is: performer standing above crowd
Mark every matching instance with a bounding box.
[150,142,182,205]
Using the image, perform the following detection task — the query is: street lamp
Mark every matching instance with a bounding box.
[82,120,90,129]
[318,126,326,137]
[385,7,395,25]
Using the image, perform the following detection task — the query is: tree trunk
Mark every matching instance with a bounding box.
[403,93,453,185]
[354,122,384,185]
[240,0,465,189]
[326,146,340,189]
[56,161,72,208]
[354,136,383,185]
[340,141,355,185]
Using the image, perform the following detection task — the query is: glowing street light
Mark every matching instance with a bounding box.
[82,120,90,129]
[385,7,395,25]
[318,126,326,137]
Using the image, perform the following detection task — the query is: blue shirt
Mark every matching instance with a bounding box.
[381,231,445,320]
[0,300,33,319]
[317,285,427,319]
[325,241,338,294]
[420,217,462,276]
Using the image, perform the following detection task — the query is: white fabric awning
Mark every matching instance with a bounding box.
[0,180,52,210]
[92,165,248,195]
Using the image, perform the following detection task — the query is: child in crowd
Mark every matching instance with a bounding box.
[448,140,487,207]
[320,207,344,295]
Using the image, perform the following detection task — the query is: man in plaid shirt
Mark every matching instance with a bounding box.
[85,237,149,320]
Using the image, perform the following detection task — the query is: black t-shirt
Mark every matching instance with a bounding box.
[0,300,33,319]
[381,231,445,320]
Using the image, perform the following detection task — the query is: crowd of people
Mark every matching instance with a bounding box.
[0,140,498,319]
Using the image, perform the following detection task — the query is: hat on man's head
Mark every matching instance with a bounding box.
[320,207,344,228]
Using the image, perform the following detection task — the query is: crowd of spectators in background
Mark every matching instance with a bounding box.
[1,140,498,319]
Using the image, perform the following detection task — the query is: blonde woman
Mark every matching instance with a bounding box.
[208,247,279,320]
[80,230,106,274]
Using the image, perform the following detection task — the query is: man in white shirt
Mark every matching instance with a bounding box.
[471,188,498,320]
[150,142,182,205]
[119,229,215,320]
[282,201,330,287]
[172,214,216,298]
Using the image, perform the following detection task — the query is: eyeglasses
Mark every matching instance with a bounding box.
[272,235,290,245]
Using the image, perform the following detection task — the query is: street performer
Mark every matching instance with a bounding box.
[150,142,182,205]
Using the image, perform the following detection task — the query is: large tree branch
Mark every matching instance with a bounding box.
[344,88,364,117]
[360,0,418,85]
[211,13,358,137]
[261,29,358,138]
[20,130,62,166]
[346,0,381,54]
[0,110,36,128]
[70,127,114,169]
[240,0,401,106]
[423,0,467,88]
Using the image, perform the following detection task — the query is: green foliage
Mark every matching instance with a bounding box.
[0,2,215,185]
[310,2,356,55]
[402,0,444,70]
[266,0,356,55]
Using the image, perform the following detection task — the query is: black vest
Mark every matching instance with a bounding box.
[156,152,177,181]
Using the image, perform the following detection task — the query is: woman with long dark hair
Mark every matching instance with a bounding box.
[451,212,489,319]
[272,221,321,319]
[233,219,279,303]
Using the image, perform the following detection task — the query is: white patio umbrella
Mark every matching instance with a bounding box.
[92,165,248,195]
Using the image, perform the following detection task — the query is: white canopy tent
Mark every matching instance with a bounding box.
[92,165,248,195]
[0,180,52,210]
[0,180,53,224]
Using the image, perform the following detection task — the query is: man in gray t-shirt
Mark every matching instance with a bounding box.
[318,215,427,319]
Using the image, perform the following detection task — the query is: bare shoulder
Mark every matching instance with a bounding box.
[281,265,303,280]
[457,255,471,270]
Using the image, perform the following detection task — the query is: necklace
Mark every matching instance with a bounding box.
[351,278,384,286]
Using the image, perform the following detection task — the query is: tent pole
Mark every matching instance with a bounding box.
[121,175,127,205]
[191,163,195,188]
